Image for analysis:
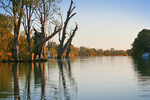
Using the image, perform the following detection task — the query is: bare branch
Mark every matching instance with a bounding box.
[42,27,62,45]
[68,0,73,13]
[69,13,76,20]
[63,23,78,53]
[0,1,13,16]
[58,32,61,42]
[70,6,76,14]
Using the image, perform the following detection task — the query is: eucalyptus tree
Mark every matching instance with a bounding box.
[34,0,61,60]
[57,0,78,59]
[22,0,38,60]
[0,0,25,61]
[33,26,61,60]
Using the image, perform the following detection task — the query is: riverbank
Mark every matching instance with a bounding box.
[0,52,129,62]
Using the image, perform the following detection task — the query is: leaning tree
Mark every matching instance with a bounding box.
[57,0,78,59]
[65,25,78,59]
[33,26,61,60]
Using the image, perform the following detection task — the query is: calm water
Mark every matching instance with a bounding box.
[0,56,150,100]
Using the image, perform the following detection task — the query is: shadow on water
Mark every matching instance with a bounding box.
[133,57,150,97]
[0,59,77,100]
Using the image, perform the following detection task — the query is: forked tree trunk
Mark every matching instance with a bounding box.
[57,0,77,59]
[33,27,61,61]
[65,42,72,59]
[58,23,78,59]
[11,1,24,61]
[65,25,78,59]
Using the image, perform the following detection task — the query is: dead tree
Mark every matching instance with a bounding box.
[33,26,61,60]
[65,41,72,59]
[57,0,78,59]
[65,26,78,59]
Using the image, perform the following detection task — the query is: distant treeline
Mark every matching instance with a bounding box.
[46,41,130,57]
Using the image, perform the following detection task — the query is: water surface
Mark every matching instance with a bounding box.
[0,56,150,100]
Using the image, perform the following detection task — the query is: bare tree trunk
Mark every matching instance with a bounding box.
[12,26,22,61]
[58,24,78,59]
[27,33,32,60]
[41,26,46,59]
[12,21,22,61]
[33,27,61,61]
[27,17,32,60]
[12,32,20,61]
[11,1,24,61]
[66,42,72,59]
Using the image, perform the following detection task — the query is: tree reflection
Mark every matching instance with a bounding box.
[24,63,32,100]
[0,59,77,99]
[133,58,150,97]
[12,63,21,100]
[133,58,150,77]
[34,62,46,100]
[57,60,77,100]
[0,63,13,98]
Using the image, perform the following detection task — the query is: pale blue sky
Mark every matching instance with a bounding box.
[56,0,150,50]
[1,0,150,50]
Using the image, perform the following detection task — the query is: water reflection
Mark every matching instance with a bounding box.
[12,63,21,100]
[133,58,150,97]
[0,60,77,100]
[57,60,77,100]
[34,62,46,100]
[0,63,13,98]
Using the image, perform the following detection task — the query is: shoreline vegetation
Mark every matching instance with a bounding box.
[0,44,130,62]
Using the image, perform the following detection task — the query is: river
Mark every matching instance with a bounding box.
[0,56,150,100]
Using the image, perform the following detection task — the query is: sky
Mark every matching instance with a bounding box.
[1,0,150,50]
[54,0,150,50]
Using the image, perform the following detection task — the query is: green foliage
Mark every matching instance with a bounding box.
[126,49,132,56]
[46,43,128,57]
[79,46,88,56]
[47,41,58,55]
[19,33,29,61]
[70,45,79,56]
[0,14,13,53]
[19,32,34,61]
[79,47,127,56]
[131,29,150,57]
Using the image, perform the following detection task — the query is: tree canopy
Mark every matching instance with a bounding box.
[0,14,13,53]
[131,29,150,57]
